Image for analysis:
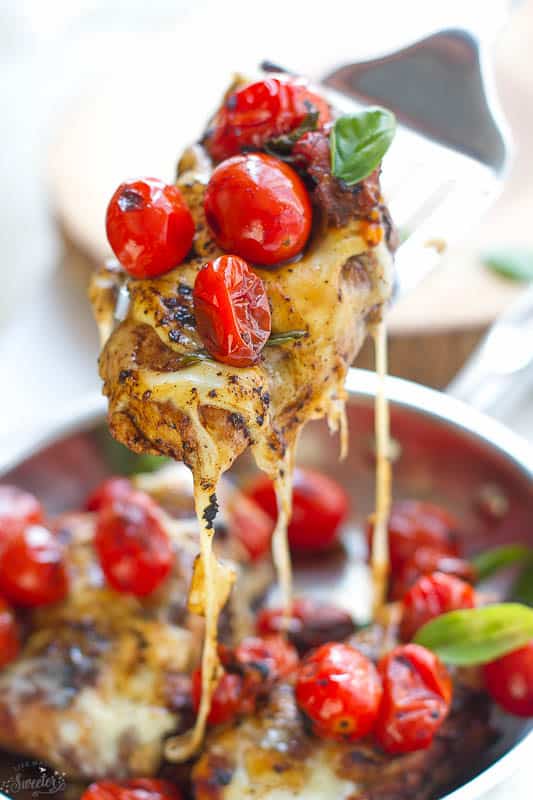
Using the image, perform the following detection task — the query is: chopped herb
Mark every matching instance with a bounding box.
[265,111,319,156]
[266,330,307,346]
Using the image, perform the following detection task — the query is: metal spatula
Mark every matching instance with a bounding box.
[322,24,512,301]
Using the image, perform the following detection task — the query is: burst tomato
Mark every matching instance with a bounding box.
[391,546,475,600]
[245,468,348,552]
[0,526,68,607]
[86,477,134,512]
[204,77,331,163]
[400,572,476,641]
[95,490,173,596]
[227,493,273,561]
[234,634,298,690]
[483,641,533,717]
[0,485,43,546]
[191,668,244,725]
[295,643,382,741]
[193,254,271,367]
[106,178,195,278]
[81,779,182,800]
[0,597,20,667]
[376,644,452,754]
[367,500,459,573]
[204,153,312,266]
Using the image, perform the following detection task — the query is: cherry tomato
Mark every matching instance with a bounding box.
[257,597,354,653]
[391,547,475,601]
[245,468,349,552]
[106,178,195,278]
[227,493,273,561]
[95,490,173,596]
[81,779,182,800]
[295,643,382,741]
[367,500,459,573]
[86,477,134,512]
[191,668,244,725]
[0,597,20,667]
[0,485,43,546]
[376,644,452,754]
[204,153,312,266]
[483,641,533,717]
[204,77,331,163]
[193,254,271,367]
[401,571,476,641]
[0,526,68,607]
[234,634,298,691]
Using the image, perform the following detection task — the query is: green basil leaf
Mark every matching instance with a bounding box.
[330,108,396,186]
[482,248,533,282]
[267,330,307,346]
[512,562,533,606]
[472,544,532,582]
[414,603,533,665]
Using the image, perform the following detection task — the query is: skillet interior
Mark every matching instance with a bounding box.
[1,373,532,799]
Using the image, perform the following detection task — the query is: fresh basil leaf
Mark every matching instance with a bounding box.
[330,108,396,186]
[414,603,533,666]
[472,544,532,582]
[267,330,307,346]
[482,248,533,282]
[265,112,319,155]
[512,561,533,606]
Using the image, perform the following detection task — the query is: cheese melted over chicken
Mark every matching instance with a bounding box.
[90,88,394,759]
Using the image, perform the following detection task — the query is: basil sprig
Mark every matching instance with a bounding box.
[414,603,533,666]
[330,107,396,186]
[482,247,533,282]
[472,544,532,582]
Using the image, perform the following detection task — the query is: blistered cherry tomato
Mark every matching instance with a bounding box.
[401,572,476,641]
[0,597,20,667]
[0,485,43,546]
[376,644,452,754]
[245,468,349,552]
[391,546,475,601]
[257,597,354,653]
[95,490,173,596]
[204,153,312,265]
[106,178,195,278]
[295,643,382,741]
[235,634,298,691]
[81,779,182,800]
[193,254,271,367]
[367,500,459,573]
[191,668,244,725]
[227,493,273,561]
[86,477,134,512]
[0,526,68,607]
[484,641,533,717]
[204,77,331,163]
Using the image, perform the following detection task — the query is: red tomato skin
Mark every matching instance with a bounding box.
[204,153,312,266]
[234,634,298,689]
[391,547,475,601]
[205,77,331,163]
[193,255,271,367]
[191,668,244,725]
[0,597,20,667]
[368,500,459,574]
[295,643,383,741]
[484,642,533,717]
[86,477,134,512]
[245,468,348,552]
[376,644,452,754]
[227,493,273,561]
[81,779,182,800]
[0,526,68,607]
[95,491,173,597]
[401,571,476,641]
[0,486,43,546]
[106,178,195,278]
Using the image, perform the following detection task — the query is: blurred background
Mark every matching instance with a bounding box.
[1,0,533,444]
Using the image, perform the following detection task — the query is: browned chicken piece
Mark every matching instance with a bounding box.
[0,468,271,781]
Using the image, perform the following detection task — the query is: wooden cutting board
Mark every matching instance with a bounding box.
[47,2,533,387]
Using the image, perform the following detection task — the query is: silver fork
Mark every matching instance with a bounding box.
[322,12,513,301]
